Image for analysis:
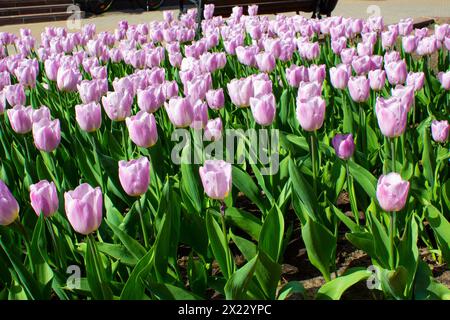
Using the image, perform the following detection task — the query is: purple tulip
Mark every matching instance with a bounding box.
[368,69,386,91]
[204,4,215,19]
[118,157,150,197]
[402,35,418,53]
[376,173,409,212]
[0,180,20,226]
[7,105,33,134]
[297,81,322,101]
[296,96,326,132]
[332,133,355,160]
[431,120,449,143]
[308,64,326,83]
[286,65,308,88]
[65,183,103,235]
[398,19,413,36]
[385,60,408,86]
[32,105,51,123]
[57,66,81,92]
[4,84,26,107]
[30,180,58,217]
[32,119,61,152]
[102,91,133,121]
[162,81,179,100]
[331,37,347,55]
[330,64,350,90]
[236,46,258,67]
[348,76,370,103]
[250,93,276,126]
[75,102,102,132]
[248,4,258,16]
[204,117,223,141]
[165,96,194,128]
[435,24,448,41]
[15,64,37,88]
[199,160,232,200]
[78,80,101,104]
[227,77,254,107]
[406,72,425,92]
[391,85,415,112]
[381,30,398,49]
[137,87,164,113]
[352,55,371,75]
[206,88,225,110]
[438,71,450,90]
[255,52,275,73]
[0,91,5,115]
[341,48,356,65]
[375,97,408,138]
[357,42,374,57]
[190,101,209,130]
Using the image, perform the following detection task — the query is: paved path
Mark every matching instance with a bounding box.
[0,0,449,35]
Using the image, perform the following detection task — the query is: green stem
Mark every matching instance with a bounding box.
[391,138,396,173]
[346,161,359,226]
[310,132,318,196]
[136,197,149,248]
[389,211,396,269]
[220,201,232,279]
[46,217,64,270]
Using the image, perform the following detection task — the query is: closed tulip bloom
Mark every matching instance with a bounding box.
[32,119,61,152]
[137,87,164,113]
[206,88,225,110]
[199,160,232,200]
[102,91,133,121]
[57,66,80,92]
[398,19,413,36]
[375,97,407,138]
[391,85,415,112]
[162,81,179,100]
[255,52,275,73]
[370,55,383,70]
[78,80,100,104]
[297,81,322,101]
[118,157,150,197]
[32,105,51,123]
[348,76,370,102]
[331,37,347,55]
[250,93,276,126]
[368,69,386,91]
[357,41,374,57]
[376,173,409,212]
[385,60,407,85]
[332,133,355,160]
[341,47,356,65]
[190,101,209,129]
[438,71,450,90]
[406,72,425,91]
[308,64,326,83]
[227,77,254,107]
[165,96,194,128]
[7,105,33,134]
[75,102,102,132]
[15,64,37,88]
[435,24,448,41]
[330,64,350,90]
[352,55,371,75]
[4,84,26,107]
[286,65,307,87]
[0,180,20,225]
[381,30,398,49]
[402,35,418,53]
[384,51,401,64]
[431,120,449,143]
[30,180,58,217]
[236,46,258,67]
[126,111,158,148]
[248,4,258,16]
[65,183,103,235]
[296,96,326,132]
[204,117,223,141]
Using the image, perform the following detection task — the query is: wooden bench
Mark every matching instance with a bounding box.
[179,0,339,20]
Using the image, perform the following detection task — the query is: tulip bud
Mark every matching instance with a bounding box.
[102,91,133,121]
[126,111,158,148]
[330,64,350,90]
[391,85,415,112]
[375,97,407,138]
[332,133,355,160]
[30,180,58,217]
[376,173,409,212]
[65,183,103,235]
[7,105,33,134]
[204,117,223,141]
[431,120,449,143]
[0,180,20,226]
[32,119,61,152]
[75,102,102,132]
[296,96,326,132]
[199,160,232,200]
[286,65,307,88]
[348,76,370,102]
[255,52,275,73]
[385,60,407,85]
[118,157,150,197]
[78,80,101,104]
[249,93,276,126]
[57,66,81,91]
[191,101,209,129]
[165,96,194,128]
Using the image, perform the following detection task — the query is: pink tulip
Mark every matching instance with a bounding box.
[32,105,51,123]
[248,4,258,16]
[332,133,355,160]
[190,101,209,129]
[331,37,347,55]
[381,30,398,49]
[352,55,371,75]
[357,41,374,56]
[204,117,223,141]
[384,51,401,64]
[406,72,425,92]
[118,157,150,197]
[30,180,58,217]
[0,180,20,226]
[44,58,60,82]
[255,52,275,73]
[296,96,326,132]
[0,91,5,114]
[330,64,350,90]
[438,71,450,90]
[162,81,179,100]
[435,24,448,41]
[375,97,407,138]
[227,77,254,107]
[57,66,81,92]
[199,160,232,200]
[78,80,101,104]
[75,102,102,132]
[308,64,326,83]
[137,87,164,113]
[206,89,225,110]
[65,183,103,235]
[286,65,308,88]
[250,93,276,126]
[431,120,449,143]
[165,96,194,128]
[297,81,322,101]
[236,46,258,67]
[391,85,415,112]
[368,69,386,91]
[102,91,133,121]
[348,76,370,103]
[7,105,33,134]
[204,4,215,20]
[32,119,61,152]
[340,48,356,65]
[376,173,409,212]
[402,35,418,53]
[4,84,26,107]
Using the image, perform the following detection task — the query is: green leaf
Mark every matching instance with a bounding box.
[85,235,113,300]
[231,232,257,262]
[106,219,146,261]
[316,267,372,300]
[30,214,53,286]
[367,212,390,269]
[225,207,262,240]
[187,256,207,296]
[397,215,419,298]
[347,159,377,199]
[120,248,154,300]
[421,125,435,186]
[425,205,450,264]
[180,144,202,214]
[224,254,259,300]
[346,232,376,258]
[78,242,138,266]
[254,250,282,299]
[277,281,305,300]
[258,205,284,262]
[232,165,269,214]
[288,157,316,218]
[145,282,201,300]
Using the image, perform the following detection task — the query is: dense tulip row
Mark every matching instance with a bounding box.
[0,4,449,300]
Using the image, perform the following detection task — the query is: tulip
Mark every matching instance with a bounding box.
[75,102,102,132]
[435,24,448,41]
[203,4,215,20]
[357,42,374,56]
[118,157,150,197]
[385,60,407,85]
[297,81,322,101]
[57,66,81,91]
[438,71,450,90]
[4,84,26,107]
[236,46,258,67]
[391,85,415,112]
[348,76,370,102]
[30,180,58,217]
[381,30,398,49]
[255,52,275,73]
[125,111,158,148]
[286,65,307,87]
[0,91,5,114]
[191,101,209,129]
[376,173,409,212]
[406,72,425,92]
[340,48,356,65]
[227,77,254,107]
[32,119,61,152]
[249,93,276,126]
[384,51,401,64]
[32,105,51,123]
[162,81,179,100]
[78,80,101,104]
[368,69,386,91]
[351,55,371,75]
[199,160,232,200]
[206,89,225,110]
[15,64,37,88]
[332,133,355,160]
[329,64,350,90]
[65,183,103,235]
[0,179,20,225]
[431,120,449,143]
[204,117,223,141]
[308,64,326,83]
[375,97,407,138]
[296,96,326,132]
[102,91,133,121]
[137,87,164,113]
[7,105,33,134]
[165,96,194,128]
[402,35,418,53]
[248,4,258,16]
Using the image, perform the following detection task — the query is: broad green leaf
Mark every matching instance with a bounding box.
[288,157,316,218]
[277,281,305,300]
[231,232,257,262]
[232,165,269,213]
[225,207,262,240]
[106,219,146,261]
[224,254,259,300]
[258,205,284,262]
[85,235,113,300]
[254,250,281,300]
[348,159,377,199]
[180,144,202,214]
[316,267,372,300]
[146,282,201,300]
[120,248,154,300]
[425,205,450,264]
